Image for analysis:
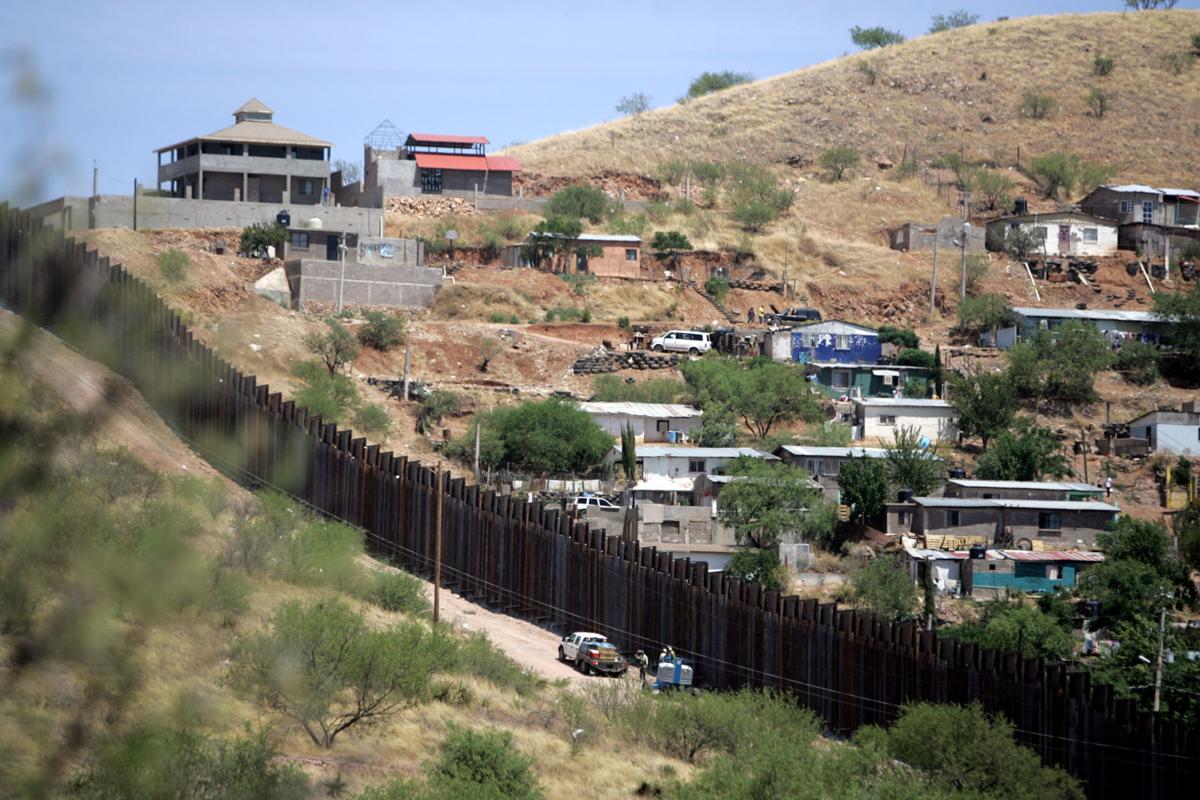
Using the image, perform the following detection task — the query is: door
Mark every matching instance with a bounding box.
[1058,225,1071,255]
[247,176,260,202]
[326,236,339,261]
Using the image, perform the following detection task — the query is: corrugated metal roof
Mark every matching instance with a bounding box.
[484,155,522,172]
[855,397,955,409]
[999,550,1105,562]
[1159,188,1200,198]
[413,153,521,172]
[1012,306,1164,323]
[157,119,332,152]
[990,211,1116,227]
[914,497,1119,512]
[579,402,701,418]
[1103,184,1163,195]
[789,319,878,335]
[635,446,777,459]
[948,479,1100,492]
[705,474,822,488]
[406,133,490,145]
[777,445,891,459]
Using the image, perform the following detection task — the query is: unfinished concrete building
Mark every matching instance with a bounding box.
[155,98,332,205]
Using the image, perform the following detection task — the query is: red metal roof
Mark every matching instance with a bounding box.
[412,153,521,172]
[406,133,489,146]
[999,550,1105,562]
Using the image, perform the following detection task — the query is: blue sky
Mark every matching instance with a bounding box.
[0,0,1191,202]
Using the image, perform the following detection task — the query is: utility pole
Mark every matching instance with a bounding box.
[959,191,970,302]
[1153,604,1167,712]
[433,462,444,624]
[930,227,940,314]
[133,179,138,231]
[473,420,481,481]
[335,232,347,315]
[782,243,789,301]
[401,346,411,402]
[92,162,99,198]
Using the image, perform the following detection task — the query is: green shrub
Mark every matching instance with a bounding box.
[581,307,592,323]
[1162,52,1193,75]
[849,25,904,49]
[292,360,358,424]
[417,390,461,434]
[929,10,978,32]
[559,272,596,296]
[895,348,935,368]
[488,312,508,323]
[443,629,544,696]
[357,311,406,351]
[544,306,584,322]
[818,146,860,180]
[1093,54,1114,76]
[685,70,754,99]
[705,275,731,304]
[1115,341,1159,385]
[238,222,286,256]
[273,519,367,594]
[617,316,631,331]
[856,59,878,85]
[428,726,542,799]
[544,184,613,223]
[431,680,476,707]
[354,402,390,434]
[158,249,189,284]
[370,570,429,615]
[606,212,649,237]
[877,326,919,349]
[1019,90,1056,120]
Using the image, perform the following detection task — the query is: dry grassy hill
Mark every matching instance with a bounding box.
[506,11,1200,184]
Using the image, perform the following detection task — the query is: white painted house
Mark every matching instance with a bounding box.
[985,211,1119,257]
[1127,402,1200,455]
[635,446,777,481]
[853,398,957,443]
[578,402,702,444]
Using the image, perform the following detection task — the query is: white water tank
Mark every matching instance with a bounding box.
[307,217,323,230]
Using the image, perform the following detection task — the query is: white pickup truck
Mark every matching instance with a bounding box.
[558,631,627,676]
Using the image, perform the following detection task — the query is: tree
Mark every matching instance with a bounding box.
[818,146,860,181]
[885,426,943,496]
[615,92,650,116]
[416,389,460,435]
[929,9,979,32]
[849,25,905,49]
[356,311,405,351]
[1079,559,1171,631]
[941,601,1074,660]
[876,704,1084,800]
[333,158,360,185]
[877,326,919,349]
[691,401,741,447]
[932,344,944,398]
[1019,91,1057,120]
[686,70,754,99]
[1114,340,1159,385]
[651,230,693,265]
[726,162,793,231]
[837,457,890,526]
[520,216,597,271]
[304,319,359,375]
[948,371,1018,450]
[1153,282,1200,378]
[957,293,1014,338]
[1077,161,1116,195]
[682,357,821,439]
[895,348,935,368]
[1028,152,1075,197]
[228,599,436,748]
[1006,321,1113,404]
[725,548,786,591]
[543,184,612,223]
[457,400,613,474]
[972,169,1017,211]
[1085,87,1110,119]
[1098,516,1183,579]
[1177,506,1200,574]
[974,417,1069,481]
[850,555,917,621]
[239,222,287,256]
[620,422,636,482]
[1002,226,1044,259]
[717,458,831,548]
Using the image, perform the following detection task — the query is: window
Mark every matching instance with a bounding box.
[1143,201,1154,224]
[688,459,706,473]
[898,511,912,525]
[656,420,670,432]
[576,253,589,272]
[832,370,851,389]
[1039,512,1062,531]
[626,248,638,261]
[945,510,960,527]
[1119,200,1133,215]
[290,231,309,250]
[1082,228,1098,243]
[835,335,850,351]
[297,179,314,197]
[805,459,821,475]
[879,415,897,426]
[420,168,443,193]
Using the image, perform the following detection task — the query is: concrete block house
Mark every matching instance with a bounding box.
[985,211,1118,257]
[503,233,644,278]
[1126,402,1200,456]
[853,398,957,443]
[886,496,1119,549]
[156,99,331,205]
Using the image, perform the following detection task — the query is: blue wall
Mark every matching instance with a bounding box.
[791,324,881,364]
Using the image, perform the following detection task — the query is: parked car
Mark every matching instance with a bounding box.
[766,307,822,325]
[558,632,628,676]
[650,330,712,355]
[569,495,620,513]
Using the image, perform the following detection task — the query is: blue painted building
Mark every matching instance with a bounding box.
[764,320,880,364]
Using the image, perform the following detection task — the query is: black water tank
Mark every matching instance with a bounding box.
[969,544,987,560]
[897,489,914,503]
[948,467,966,479]
[276,210,291,227]
[1014,196,1028,215]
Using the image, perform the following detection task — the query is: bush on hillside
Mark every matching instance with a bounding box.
[615,91,650,116]
[929,10,979,33]
[818,146,860,181]
[1093,54,1114,75]
[849,25,905,49]
[543,184,613,223]
[238,222,286,256]
[354,402,390,435]
[1115,341,1159,386]
[685,70,754,99]
[356,311,406,351]
[705,275,731,304]
[895,348,935,368]
[877,326,919,349]
[1018,90,1056,120]
[158,249,189,284]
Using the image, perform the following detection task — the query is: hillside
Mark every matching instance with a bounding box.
[506,11,1200,185]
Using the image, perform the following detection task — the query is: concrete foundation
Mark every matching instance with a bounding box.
[284,258,442,310]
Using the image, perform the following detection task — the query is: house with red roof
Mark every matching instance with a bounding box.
[344,123,521,206]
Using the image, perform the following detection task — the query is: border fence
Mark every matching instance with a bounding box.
[0,204,1195,797]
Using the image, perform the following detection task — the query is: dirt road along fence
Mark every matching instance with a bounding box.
[0,203,1195,798]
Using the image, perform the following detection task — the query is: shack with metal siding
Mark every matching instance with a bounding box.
[764,320,880,364]
[578,401,702,443]
[944,479,1103,502]
[894,496,1118,549]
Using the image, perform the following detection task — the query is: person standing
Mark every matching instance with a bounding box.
[636,650,649,684]
[1105,476,1113,498]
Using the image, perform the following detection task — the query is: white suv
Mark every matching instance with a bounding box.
[650,330,711,355]
[570,495,620,512]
